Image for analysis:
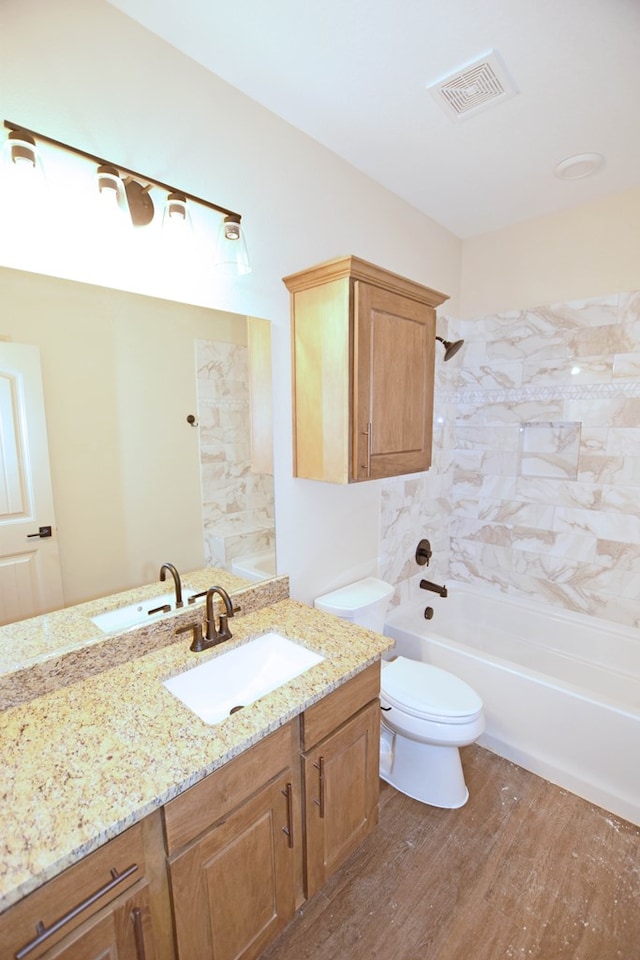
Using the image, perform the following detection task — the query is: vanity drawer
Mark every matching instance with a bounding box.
[163,720,298,855]
[0,821,146,960]
[301,661,380,750]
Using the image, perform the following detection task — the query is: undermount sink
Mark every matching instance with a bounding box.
[91,590,198,633]
[163,632,325,725]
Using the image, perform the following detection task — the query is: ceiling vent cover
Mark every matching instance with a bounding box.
[427,50,518,120]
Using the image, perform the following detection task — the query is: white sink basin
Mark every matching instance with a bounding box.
[91,591,198,633]
[163,632,324,725]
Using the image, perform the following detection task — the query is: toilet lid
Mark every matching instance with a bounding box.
[381,657,483,722]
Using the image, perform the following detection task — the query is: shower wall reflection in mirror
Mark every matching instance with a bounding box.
[0,265,275,626]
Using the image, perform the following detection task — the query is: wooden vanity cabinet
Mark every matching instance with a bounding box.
[0,815,169,960]
[163,721,301,960]
[301,662,381,898]
[283,256,449,483]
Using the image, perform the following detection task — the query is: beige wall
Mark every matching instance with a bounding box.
[0,266,246,605]
[460,186,640,318]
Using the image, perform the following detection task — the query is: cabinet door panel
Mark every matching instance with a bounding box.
[304,700,380,897]
[38,881,157,960]
[40,912,119,960]
[169,776,296,960]
[354,282,435,480]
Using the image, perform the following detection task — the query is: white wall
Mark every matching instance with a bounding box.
[0,0,461,605]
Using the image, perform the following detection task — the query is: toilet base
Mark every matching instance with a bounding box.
[380,725,470,809]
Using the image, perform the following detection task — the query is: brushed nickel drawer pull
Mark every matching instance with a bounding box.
[313,756,326,818]
[131,906,147,960]
[15,863,139,959]
[281,782,294,848]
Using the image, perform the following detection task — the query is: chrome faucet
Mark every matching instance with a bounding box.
[204,586,235,645]
[420,579,448,598]
[159,562,183,608]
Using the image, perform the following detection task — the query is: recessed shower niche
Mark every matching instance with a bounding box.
[517,421,581,480]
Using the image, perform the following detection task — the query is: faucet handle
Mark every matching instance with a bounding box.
[176,621,206,652]
[188,591,208,605]
[216,614,233,643]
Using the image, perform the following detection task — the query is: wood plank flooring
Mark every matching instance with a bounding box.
[261,745,640,960]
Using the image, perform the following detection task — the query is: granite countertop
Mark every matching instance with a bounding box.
[0,598,392,912]
[0,568,289,709]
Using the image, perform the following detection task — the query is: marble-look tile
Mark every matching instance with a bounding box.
[515,528,598,563]
[579,425,609,453]
[553,505,640,543]
[613,353,640,379]
[618,290,640,324]
[523,356,612,386]
[518,421,581,480]
[457,361,523,390]
[476,499,555,528]
[474,475,519,500]
[455,423,521,451]
[382,288,640,633]
[600,483,640,514]
[565,397,640,427]
[515,477,602,510]
[596,539,640,571]
[578,455,628,485]
[606,428,640,455]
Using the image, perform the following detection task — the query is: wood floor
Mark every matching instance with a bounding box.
[262,745,640,960]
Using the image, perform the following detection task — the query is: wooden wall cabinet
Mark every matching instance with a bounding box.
[0,815,169,960]
[283,256,449,483]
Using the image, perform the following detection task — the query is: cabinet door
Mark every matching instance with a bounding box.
[168,774,297,960]
[354,282,435,480]
[36,881,157,960]
[303,700,380,898]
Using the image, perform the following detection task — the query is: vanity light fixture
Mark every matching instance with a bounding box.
[96,164,130,225]
[214,213,251,275]
[2,128,40,169]
[162,191,193,234]
[0,128,46,196]
[2,119,251,273]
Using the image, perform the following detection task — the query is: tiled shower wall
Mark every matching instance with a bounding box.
[196,339,275,569]
[381,292,640,631]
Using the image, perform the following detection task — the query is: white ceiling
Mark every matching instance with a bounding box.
[106,0,640,238]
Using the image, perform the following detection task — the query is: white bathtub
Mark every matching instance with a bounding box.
[384,582,640,826]
[230,552,276,583]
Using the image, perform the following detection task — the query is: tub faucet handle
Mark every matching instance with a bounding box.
[416,539,432,567]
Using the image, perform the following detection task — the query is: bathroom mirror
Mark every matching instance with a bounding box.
[0,265,276,624]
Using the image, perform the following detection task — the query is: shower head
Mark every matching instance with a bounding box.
[436,336,464,361]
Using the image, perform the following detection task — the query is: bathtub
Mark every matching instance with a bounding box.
[384,582,640,826]
[231,551,276,583]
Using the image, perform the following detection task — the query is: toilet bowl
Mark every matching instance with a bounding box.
[315,577,485,809]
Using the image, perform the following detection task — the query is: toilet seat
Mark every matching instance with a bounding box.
[382,657,483,724]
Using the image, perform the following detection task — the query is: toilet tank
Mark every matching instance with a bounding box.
[315,577,394,633]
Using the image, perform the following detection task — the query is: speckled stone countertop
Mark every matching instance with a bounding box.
[0,598,392,912]
[0,568,289,708]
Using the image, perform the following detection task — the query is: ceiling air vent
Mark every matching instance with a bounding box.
[427,50,518,121]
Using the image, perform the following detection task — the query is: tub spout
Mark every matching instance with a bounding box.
[420,579,447,598]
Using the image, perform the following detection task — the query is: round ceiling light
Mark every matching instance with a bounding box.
[553,153,605,180]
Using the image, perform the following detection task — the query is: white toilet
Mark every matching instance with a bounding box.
[315,577,485,809]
